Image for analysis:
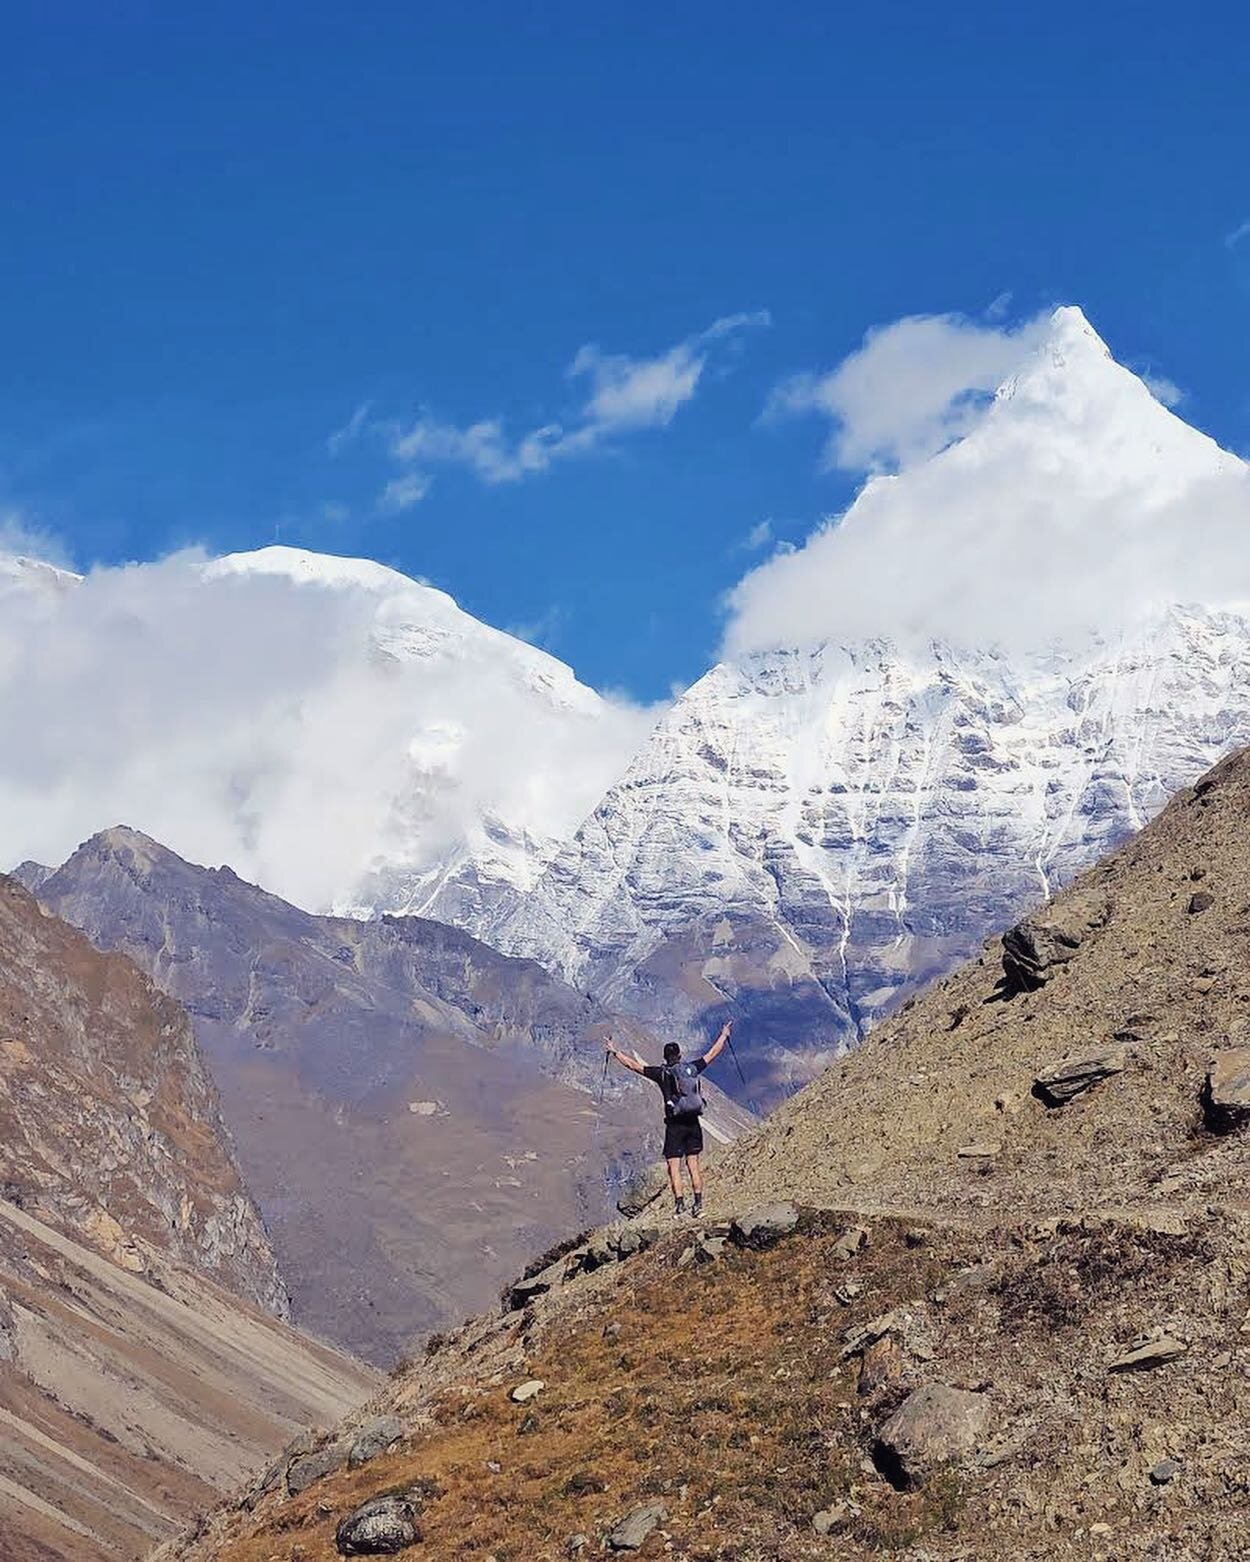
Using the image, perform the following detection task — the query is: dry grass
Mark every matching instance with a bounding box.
[208,1220,977,1561]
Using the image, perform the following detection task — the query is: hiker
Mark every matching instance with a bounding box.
[606,1022,733,1216]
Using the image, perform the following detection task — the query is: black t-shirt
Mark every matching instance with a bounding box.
[642,1057,707,1117]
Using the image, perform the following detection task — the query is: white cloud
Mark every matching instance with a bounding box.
[1140,371,1184,407]
[380,311,769,491]
[391,417,574,485]
[567,341,702,432]
[0,549,653,912]
[765,310,1051,473]
[1225,219,1250,250]
[327,401,372,455]
[377,473,432,513]
[0,510,74,569]
[728,306,1250,656]
[734,519,774,554]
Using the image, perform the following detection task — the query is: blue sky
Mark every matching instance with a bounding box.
[4,2,1250,700]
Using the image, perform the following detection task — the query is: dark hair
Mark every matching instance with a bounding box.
[663,1042,682,1064]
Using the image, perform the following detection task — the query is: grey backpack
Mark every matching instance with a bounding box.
[662,1060,705,1117]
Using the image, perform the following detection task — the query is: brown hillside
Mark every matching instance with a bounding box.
[162,747,1250,1561]
[0,874,284,1312]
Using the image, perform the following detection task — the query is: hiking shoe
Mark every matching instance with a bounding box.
[691,1196,704,1218]
[673,1197,686,1217]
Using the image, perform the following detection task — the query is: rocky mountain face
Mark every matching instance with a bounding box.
[486,313,1250,1107]
[0,873,376,1560]
[0,873,284,1314]
[169,743,1250,1562]
[25,828,750,1365]
[492,607,1250,1105]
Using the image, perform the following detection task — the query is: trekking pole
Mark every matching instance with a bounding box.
[598,1045,611,1104]
[724,1022,747,1088]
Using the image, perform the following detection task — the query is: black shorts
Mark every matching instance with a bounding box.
[663,1114,704,1159]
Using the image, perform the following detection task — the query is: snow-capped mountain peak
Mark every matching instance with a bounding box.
[488,313,1250,1104]
[0,544,647,919]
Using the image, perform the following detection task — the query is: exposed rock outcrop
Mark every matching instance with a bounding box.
[1202,1048,1250,1130]
[0,875,284,1313]
[1033,1045,1128,1106]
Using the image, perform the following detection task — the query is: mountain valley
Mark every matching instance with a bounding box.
[20,827,750,1364]
[169,741,1250,1561]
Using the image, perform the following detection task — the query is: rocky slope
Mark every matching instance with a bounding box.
[0,873,284,1314]
[171,743,1250,1561]
[0,873,377,1560]
[490,312,1250,1106]
[24,828,750,1365]
[0,1194,375,1562]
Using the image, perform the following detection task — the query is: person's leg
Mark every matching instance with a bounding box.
[687,1154,703,1196]
[666,1157,685,1211]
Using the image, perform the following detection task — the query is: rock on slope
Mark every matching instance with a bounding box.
[0,873,284,1314]
[173,744,1250,1561]
[0,874,377,1560]
[490,311,1250,1107]
[25,827,750,1364]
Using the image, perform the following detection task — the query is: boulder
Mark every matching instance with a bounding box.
[1202,1048,1250,1131]
[1002,919,1081,992]
[579,1229,619,1271]
[858,1333,905,1397]
[695,1234,727,1264]
[1188,891,1215,915]
[614,1225,645,1260]
[606,1500,667,1552]
[1150,1458,1181,1485]
[287,1439,348,1495]
[510,1379,545,1404]
[1033,1045,1127,1107]
[616,1165,667,1218]
[505,1256,568,1311]
[1108,1335,1188,1372]
[730,1203,799,1249]
[347,1415,406,1469]
[335,1495,421,1555]
[243,1429,315,1509]
[873,1384,990,1489]
[832,1223,870,1260]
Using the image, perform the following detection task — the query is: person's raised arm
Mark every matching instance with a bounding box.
[607,1038,646,1075]
[701,1019,733,1065]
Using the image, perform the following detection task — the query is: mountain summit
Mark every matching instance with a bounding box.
[488,313,1250,1102]
[0,543,648,920]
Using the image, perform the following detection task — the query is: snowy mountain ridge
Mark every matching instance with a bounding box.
[484,605,1250,1099]
[5,308,1250,1110]
[477,309,1250,1101]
